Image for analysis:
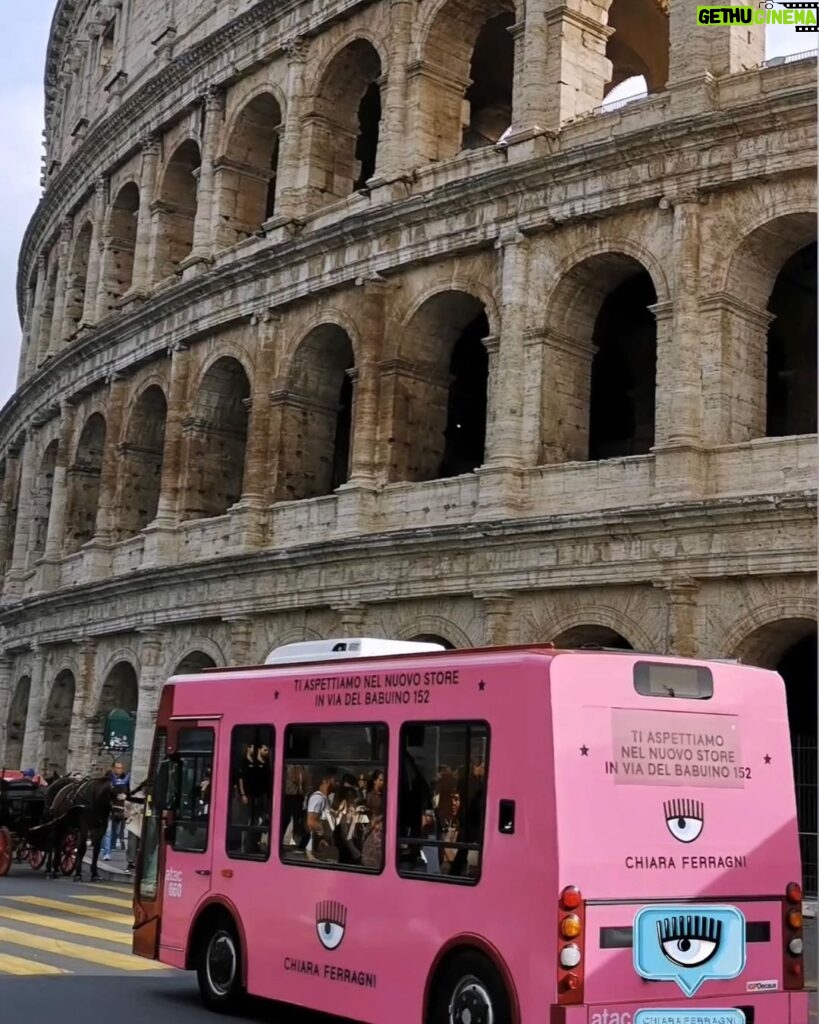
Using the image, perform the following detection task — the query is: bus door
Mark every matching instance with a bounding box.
[159,720,219,959]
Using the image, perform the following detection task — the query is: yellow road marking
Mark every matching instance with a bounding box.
[0,928,169,972]
[0,952,68,976]
[0,907,131,945]
[5,896,130,926]
[68,894,132,909]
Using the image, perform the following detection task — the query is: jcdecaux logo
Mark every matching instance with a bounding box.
[697,3,818,30]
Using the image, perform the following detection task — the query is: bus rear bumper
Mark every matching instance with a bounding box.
[551,990,809,1023]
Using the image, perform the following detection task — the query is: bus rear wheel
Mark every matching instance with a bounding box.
[196,920,244,1013]
[428,950,512,1024]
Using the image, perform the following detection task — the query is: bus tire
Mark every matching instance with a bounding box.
[427,949,512,1024]
[196,917,245,1014]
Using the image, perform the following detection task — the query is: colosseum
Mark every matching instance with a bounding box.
[0,0,815,884]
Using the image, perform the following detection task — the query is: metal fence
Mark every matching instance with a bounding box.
[793,736,817,900]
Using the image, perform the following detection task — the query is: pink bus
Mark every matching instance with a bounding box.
[132,639,808,1023]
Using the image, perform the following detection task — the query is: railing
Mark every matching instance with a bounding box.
[763,49,818,67]
[793,735,817,900]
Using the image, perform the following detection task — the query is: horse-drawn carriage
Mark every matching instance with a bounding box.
[0,771,79,876]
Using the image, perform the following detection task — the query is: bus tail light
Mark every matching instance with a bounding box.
[783,881,804,991]
[557,886,585,1004]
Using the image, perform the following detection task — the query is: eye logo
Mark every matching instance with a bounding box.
[316,900,347,951]
[633,904,746,997]
[664,798,704,843]
[657,913,721,968]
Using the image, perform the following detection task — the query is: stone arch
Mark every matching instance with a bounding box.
[718,212,816,441]
[165,636,226,677]
[4,676,31,769]
[396,617,475,650]
[1,456,19,573]
[605,0,668,95]
[389,289,490,482]
[408,633,457,650]
[29,439,59,563]
[102,181,140,310]
[278,324,356,500]
[63,220,94,336]
[304,38,383,209]
[154,139,201,280]
[216,91,283,247]
[541,248,662,463]
[523,605,654,652]
[37,261,59,365]
[41,669,76,777]
[182,356,251,520]
[730,615,817,896]
[420,0,516,159]
[550,624,634,650]
[93,659,139,759]
[118,385,167,539]
[64,412,106,554]
[173,651,218,674]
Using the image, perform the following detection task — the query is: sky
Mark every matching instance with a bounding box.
[0,11,811,410]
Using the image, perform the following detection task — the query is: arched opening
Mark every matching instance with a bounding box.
[551,625,634,650]
[64,413,106,554]
[603,75,648,107]
[389,290,490,483]
[37,264,59,364]
[154,140,201,280]
[94,661,138,760]
[118,386,167,540]
[542,252,658,463]
[589,271,658,459]
[724,212,815,442]
[462,13,514,149]
[279,326,355,501]
[1,459,19,573]
[174,651,217,674]
[766,242,816,438]
[30,440,59,564]
[217,93,282,247]
[420,0,514,162]
[182,358,251,519]
[306,40,382,208]
[103,182,140,308]
[5,676,31,770]
[606,0,668,95]
[734,618,816,897]
[41,670,76,777]
[64,221,93,336]
[409,634,456,650]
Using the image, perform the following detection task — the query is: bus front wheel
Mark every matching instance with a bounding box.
[427,950,512,1024]
[196,919,245,1014]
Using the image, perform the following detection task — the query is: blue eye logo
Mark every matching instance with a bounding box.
[316,900,347,950]
[664,798,704,843]
[633,904,746,997]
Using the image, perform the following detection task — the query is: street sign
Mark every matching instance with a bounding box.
[103,708,135,753]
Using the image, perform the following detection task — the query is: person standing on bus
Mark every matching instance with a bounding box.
[282,762,307,846]
[305,771,338,862]
[448,757,485,878]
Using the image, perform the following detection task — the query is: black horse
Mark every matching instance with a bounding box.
[41,775,115,882]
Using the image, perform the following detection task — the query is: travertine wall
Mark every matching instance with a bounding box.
[0,0,814,786]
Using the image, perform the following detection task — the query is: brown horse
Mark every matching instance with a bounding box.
[41,775,115,881]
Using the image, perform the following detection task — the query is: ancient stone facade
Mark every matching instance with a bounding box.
[0,1,815,883]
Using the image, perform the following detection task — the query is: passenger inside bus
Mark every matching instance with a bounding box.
[227,726,274,858]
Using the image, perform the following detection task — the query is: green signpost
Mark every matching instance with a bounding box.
[102,708,136,755]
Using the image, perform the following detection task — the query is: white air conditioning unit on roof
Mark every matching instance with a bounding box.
[264,637,445,665]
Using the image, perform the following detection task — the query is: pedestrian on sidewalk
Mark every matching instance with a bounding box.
[125,785,145,872]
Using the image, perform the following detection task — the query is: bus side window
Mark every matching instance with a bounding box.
[172,728,214,854]
[279,723,388,873]
[226,725,274,861]
[397,721,489,885]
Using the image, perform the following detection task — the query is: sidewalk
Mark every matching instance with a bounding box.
[81,845,133,884]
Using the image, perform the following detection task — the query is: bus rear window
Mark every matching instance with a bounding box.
[633,661,713,700]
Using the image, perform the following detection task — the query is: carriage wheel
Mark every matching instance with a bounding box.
[0,827,12,876]
[29,846,46,871]
[60,831,79,876]
[16,840,29,863]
